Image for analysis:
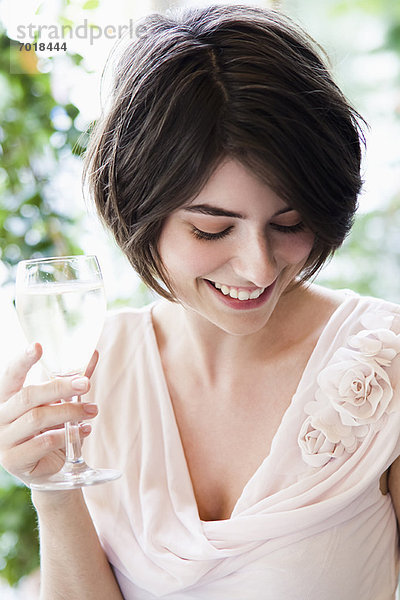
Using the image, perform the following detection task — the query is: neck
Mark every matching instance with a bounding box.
[162,284,308,387]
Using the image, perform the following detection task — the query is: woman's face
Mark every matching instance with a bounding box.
[158,159,315,335]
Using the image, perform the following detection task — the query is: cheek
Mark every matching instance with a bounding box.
[275,232,315,265]
[158,226,222,278]
[186,245,223,275]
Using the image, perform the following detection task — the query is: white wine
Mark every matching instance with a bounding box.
[16,281,106,377]
[14,255,121,490]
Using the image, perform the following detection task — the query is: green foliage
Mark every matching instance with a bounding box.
[386,22,400,54]
[83,0,100,10]
[312,0,400,301]
[0,27,86,284]
[332,0,400,19]
[317,195,400,301]
[330,0,400,63]
[0,19,90,587]
[0,472,39,587]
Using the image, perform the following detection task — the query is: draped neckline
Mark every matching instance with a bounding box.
[147,290,357,523]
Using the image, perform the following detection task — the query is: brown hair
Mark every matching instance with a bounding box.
[83,4,367,301]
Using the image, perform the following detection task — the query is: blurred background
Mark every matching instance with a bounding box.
[0,0,399,596]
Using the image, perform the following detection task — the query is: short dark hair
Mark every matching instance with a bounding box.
[83,4,367,301]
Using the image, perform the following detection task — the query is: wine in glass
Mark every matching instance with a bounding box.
[15,255,121,490]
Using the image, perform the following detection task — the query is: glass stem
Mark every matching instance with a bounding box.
[65,395,84,464]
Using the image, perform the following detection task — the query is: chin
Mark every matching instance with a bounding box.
[192,299,280,336]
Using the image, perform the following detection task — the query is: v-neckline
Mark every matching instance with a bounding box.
[147,290,356,523]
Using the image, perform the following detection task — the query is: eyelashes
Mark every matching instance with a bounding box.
[271,222,306,234]
[191,226,234,241]
[190,222,306,241]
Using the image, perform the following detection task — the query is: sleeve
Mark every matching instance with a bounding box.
[81,308,147,471]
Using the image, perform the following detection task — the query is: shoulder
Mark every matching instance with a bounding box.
[309,281,400,308]
[298,285,400,466]
[308,283,400,330]
[84,301,163,414]
[346,291,400,341]
[316,286,400,386]
[97,301,157,355]
[88,301,160,394]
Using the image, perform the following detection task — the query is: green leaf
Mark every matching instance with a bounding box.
[0,474,39,586]
[83,0,100,10]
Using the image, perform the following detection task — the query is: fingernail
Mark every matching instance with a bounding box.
[80,423,92,434]
[83,403,98,415]
[71,377,89,392]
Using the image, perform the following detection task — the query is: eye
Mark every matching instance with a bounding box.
[190,226,233,241]
[271,222,305,234]
[190,222,306,241]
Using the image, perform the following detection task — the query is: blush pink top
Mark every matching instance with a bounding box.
[82,290,400,599]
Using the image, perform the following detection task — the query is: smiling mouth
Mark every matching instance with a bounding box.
[206,280,266,301]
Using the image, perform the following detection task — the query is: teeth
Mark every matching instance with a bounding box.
[250,289,263,299]
[210,281,265,301]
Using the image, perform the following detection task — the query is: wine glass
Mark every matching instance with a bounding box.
[15,255,121,490]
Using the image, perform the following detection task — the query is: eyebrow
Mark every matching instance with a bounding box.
[182,204,294,218]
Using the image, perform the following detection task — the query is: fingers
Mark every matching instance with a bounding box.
[85,350,99,379]
[1,423,92,480]
[0,343,43,403]
[0,374,91,425]
[3,401,98,448]
[0,345,101,486]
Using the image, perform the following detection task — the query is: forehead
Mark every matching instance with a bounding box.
[183,158,291,215]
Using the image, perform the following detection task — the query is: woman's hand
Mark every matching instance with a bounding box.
[0,343,99,487]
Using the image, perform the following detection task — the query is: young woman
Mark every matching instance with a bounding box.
[1,5,400,599]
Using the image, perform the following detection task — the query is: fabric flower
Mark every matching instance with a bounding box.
[315,351,393,427]
[298,417,344,467]
[347,325,400,368]
[298,400,369,467]
[298,309,400,467]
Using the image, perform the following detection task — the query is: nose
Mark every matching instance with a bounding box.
[230,230,277,288]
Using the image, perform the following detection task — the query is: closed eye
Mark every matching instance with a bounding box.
[271,222,305,234]
[190,226,233,241]
[191,222,305,241]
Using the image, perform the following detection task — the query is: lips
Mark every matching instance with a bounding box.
[205,278,276,310]
[209,280,265,301]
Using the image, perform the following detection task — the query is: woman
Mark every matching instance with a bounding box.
[1,5,400,599]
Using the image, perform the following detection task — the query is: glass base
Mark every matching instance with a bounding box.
[30,460,121,491]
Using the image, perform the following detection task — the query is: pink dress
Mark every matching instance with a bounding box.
[82,289,400,599]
